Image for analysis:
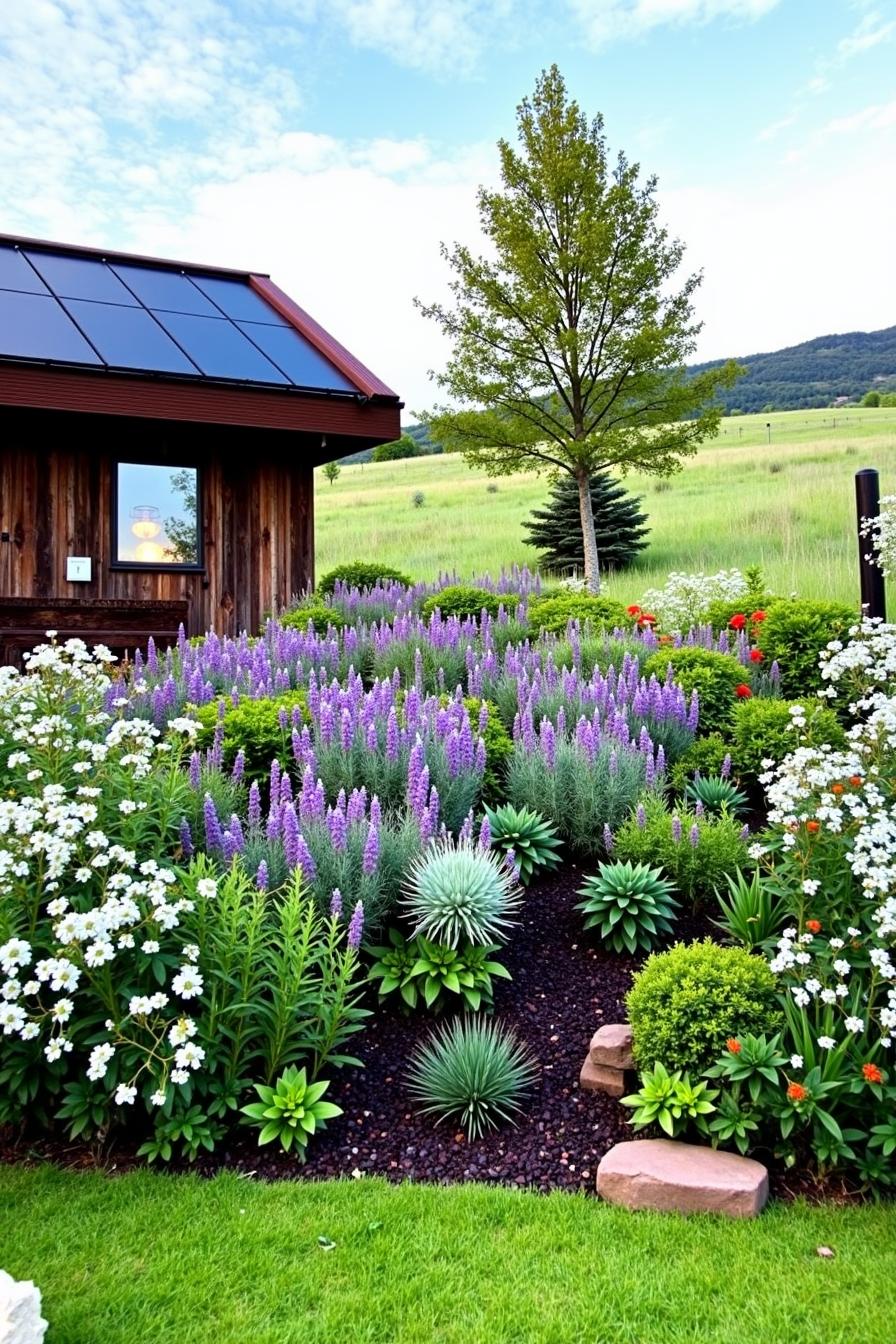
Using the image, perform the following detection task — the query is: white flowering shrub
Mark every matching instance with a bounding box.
[860,496,896,576]
[639,569,748,633]
[0,638,365,1161]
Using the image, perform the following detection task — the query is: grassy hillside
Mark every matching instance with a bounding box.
[316,407,896,604]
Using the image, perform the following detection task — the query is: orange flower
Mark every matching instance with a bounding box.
[862,1063,883,1084]
[626,604,642,617]
[806,919,822,934]
[726,1038,742,1054]
[749,648,764,663]
[849,775,863,788]
[787,1082,808,1102]
[806,820,821,834]
[729,613,747,630]
[750,610,767,623]
[735,684,753,699]
[658,634,674,646]
[831,783,844,795]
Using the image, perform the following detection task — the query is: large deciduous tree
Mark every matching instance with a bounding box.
[417,66,741,592]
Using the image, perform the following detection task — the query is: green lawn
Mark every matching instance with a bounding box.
[315,407,896,603]
[3,1165,894,1343]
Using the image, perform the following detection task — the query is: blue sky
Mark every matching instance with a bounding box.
[1,1,894,409]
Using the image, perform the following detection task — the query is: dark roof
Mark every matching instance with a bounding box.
[0,233,398,402]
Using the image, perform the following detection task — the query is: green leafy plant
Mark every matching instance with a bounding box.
[420,585,502,621]
[194,690,309,776]
[668,733,732,796]
[483,803,563,885]
[465,698,514,805]
[576,861,678,954]
[713,870,788,949]
[621,1062,717,1137]
[408,1017,537,1139]
[612,797,749,908]
[729,696,845,784]
[626,939,781,1074]
[317,562,412,596]
[279,603,346,634]
[366,929,511,1012]
[756,598,857,696]
[138,1105,223,1164]
[241,1065,342,1157]
[402,838,521,947]
[684,774,749,817]
[527,593,628,635]
[642,646,744,736]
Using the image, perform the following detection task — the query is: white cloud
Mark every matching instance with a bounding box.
[755,114,796,142]
[819,98,896,138]
[837,9,896,61]
[324,0,515,74]
[568,0,779,47]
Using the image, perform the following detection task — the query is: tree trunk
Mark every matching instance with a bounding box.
[576,469,601,594]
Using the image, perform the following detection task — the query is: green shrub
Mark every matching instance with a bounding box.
[507,740,651,855]
[757,598,857,696]
[729,697,846,783]
[367,929,510,1013]
[704,597,776,633]
[279,602,346,633]
[668,734,731,796]
[576,861,678,954]
[527,593,628,636]
[612,797,748,909]
[408,1016,537,1139]
[195,690,309,776]
[402,837,521,947]
[317,562,412,596]
[465,698,513,805]
[626,940,782,1073]
[420,585,501,621]
[642,646,744,737]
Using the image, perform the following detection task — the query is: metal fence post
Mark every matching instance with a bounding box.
[855,468,887,620]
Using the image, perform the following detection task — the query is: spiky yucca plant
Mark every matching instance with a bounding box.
[483,803,563,885]
[577,860,678,955]
[403,838,521,947]
[684,775,749,818]
[408,1016,538,1139]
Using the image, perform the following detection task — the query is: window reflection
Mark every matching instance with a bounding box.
[116,463,200,566]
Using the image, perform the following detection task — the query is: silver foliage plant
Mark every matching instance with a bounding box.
[402,837,522,947]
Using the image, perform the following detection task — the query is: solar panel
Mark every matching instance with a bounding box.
[190,275,289,325]
[237,321,355,391]
[25,251,138,305]
[65,300,200,375]
[0,291,102,364]
[0,245,50,295]
[153,311,289,383]
[111,263,222,317]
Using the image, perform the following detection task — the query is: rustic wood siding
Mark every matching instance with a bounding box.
[0,408,318,642]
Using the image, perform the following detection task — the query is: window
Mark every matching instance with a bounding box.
[114,462,201,568]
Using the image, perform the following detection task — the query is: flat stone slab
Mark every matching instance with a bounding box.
[579,1057,626,1098]
[596,1139,769,1218]
[590,1023,634,1070]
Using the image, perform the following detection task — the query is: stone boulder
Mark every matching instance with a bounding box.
[579,1057,626,1098]
[589,1023,634,1070]
[596,1139,769,1218]
[0,1270,48,1344]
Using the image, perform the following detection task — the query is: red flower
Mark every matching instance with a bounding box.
[849,775,863,788]
[806,820,821,834]
[787,1082,808,1103]
[638,612,657,627]
[862,1063,883,1085]
[626,604,642,617]
[805,919,822,934]
[749,648,764,663]
[729,613,747,630]
[750,610,767,623]
[726,1038,742,1054]
[735,684,752,699]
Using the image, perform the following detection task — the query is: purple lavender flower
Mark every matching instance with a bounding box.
[694,800,705,818]
[602,824,614,854]
[188,751,201,792]
[228,814,245,853]
[283,803,301,868]
[672,815,682,844]
[636,803,646,830]
[362,822,380,875]
[256,861,269,892]
[179,818,194,857]
[327,804,348,852]
[203,794,223,853]
[689,823,700,849]
[740,823,750,840]
[330,888,343,919]
[231,748,245,785]
[296,833,317,882]
[478,815,492,851]
[721,753,732,780]
[347,900,364,949]
[248,780,262,830]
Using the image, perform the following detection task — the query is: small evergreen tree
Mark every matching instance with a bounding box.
[522,472,648,574]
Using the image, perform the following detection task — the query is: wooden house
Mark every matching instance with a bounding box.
[0,233,401,662]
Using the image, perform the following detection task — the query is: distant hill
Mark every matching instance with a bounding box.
[693,325,896,414]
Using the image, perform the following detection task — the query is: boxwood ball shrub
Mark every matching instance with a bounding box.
[626,939,782,1074]
[408,1016,538,1139]
[612,797,749,909]
[420,585,501,621]
[194,690,309,776]
[756,598,856,696]
[729,696,846,784]
[279,602,346,633]
[642,647,744,737]
[317,561,412,596]
[527,593,628,636]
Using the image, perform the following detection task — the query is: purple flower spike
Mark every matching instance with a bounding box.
[179,818,194,857]
[296,833,317,882]
[330,888,343,919]
[362,821,380,875]
[602,824,614,854]
[256,860,269,892]
[283,803,301,868]
[672,815,682,844]
[689,823,700,849]
[347,900,365,949]
[721,753,732,780]
[231,748,245,785]
[203,794,223,853]
[636,803,646,830]
[478,815,492,851]
[740,823,750,840]
[694,800,705,818]
[188,751,201,792]
[248,780,262,829]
